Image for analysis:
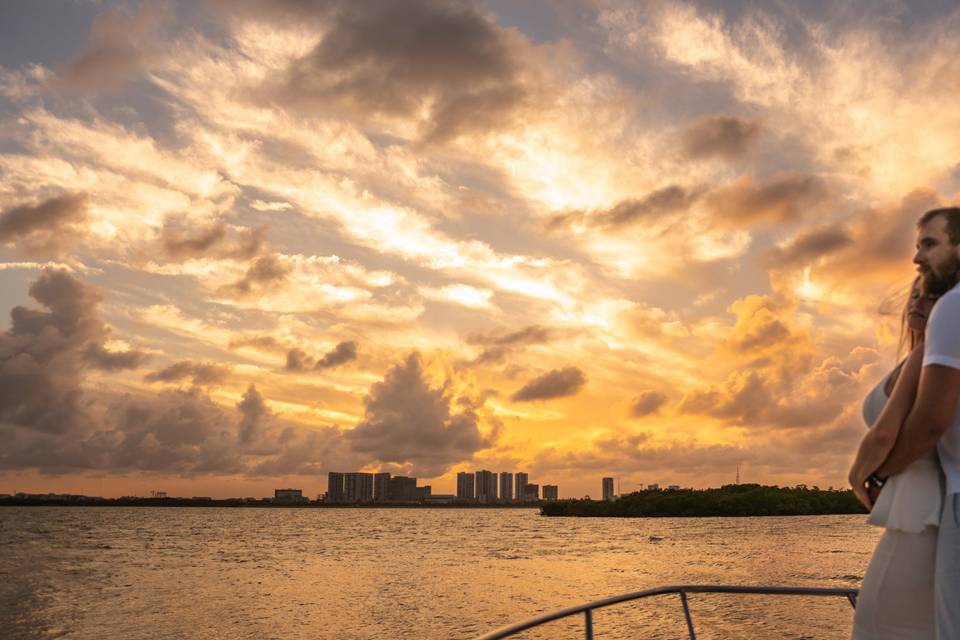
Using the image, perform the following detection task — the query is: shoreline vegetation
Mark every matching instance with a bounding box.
[540,484,868,517]
[1,484,869,515]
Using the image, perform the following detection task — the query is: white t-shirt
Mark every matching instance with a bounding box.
[923,284,960,495]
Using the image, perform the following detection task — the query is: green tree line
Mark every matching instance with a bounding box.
[540,484,868,517]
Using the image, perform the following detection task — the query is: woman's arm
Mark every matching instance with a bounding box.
[847,345,924,508]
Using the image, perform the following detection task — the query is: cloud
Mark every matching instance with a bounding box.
[228,334,286,352]
[83,343,149,371]
[0,270,109,433]
[678,368,848,429]
[346,352,497,476]
[467,324,553,364]
[676,295,878,432]
[55,2,172,91]
[236,384,267,445]
[0,273,361,475]
[725,295,794,353]
[160,221,266,262]
[630,391,668,417]
[511,366,586,402]
[0,193,88,256]
[528,425,868,487]
[144,361,231,386]
[316,341,358,369]
[218,254,291,296]
[262,0,530,143]
[762,223,853,269]
[548,185,700,230]
[815,188,941,283]
[680,115,762,160]
[705,174,831,227]
[285,341,358,372]
[284,348,313,372]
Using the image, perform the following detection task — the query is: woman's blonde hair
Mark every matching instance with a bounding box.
[896,275,933,360]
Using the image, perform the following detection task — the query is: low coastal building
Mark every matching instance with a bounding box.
[274,488,308,504]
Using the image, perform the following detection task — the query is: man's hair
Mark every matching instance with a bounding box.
[918,207,960,245]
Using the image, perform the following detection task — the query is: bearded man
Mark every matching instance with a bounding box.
[872,206,960,637]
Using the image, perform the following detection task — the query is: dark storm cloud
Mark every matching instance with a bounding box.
[762,224,853,269]
[236,384,268,445]
[0,271,365,476]
[316,341,358,369]
[55,2,172,91]
[258,0,528,143]
[285,348,312,372]
[705,174,830,226]
[548,185,700,230]
[219,254,291,296]
[511,366,586,402]
[630,391,668,417]
[346,352,497,477]
[285,341,358,372]
[144,360,230,386]
[0,194,88,255]
[0,270,108,433]
[681,115,763,160]
[161,222,266,261]
[466,325,553,364]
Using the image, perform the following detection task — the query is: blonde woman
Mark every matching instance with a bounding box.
[848,277,945,639]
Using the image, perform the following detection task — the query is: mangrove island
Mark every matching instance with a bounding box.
[540,484,868,517]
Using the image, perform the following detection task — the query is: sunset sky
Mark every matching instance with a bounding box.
[2,0,959,499]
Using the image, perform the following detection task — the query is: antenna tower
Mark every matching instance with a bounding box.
[736,463,741,484]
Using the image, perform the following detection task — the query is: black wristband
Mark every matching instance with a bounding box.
[866,473,887,490]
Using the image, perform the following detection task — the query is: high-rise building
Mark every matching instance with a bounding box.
[523,483,539,501]
[515,472,529,502]
[456,472,475,500]
[373,472,391,502]
[327,472,345,503]
[388,476,418,502]
[344,472,374,503]
[498,472,513,503]
[475,470,497,503]
[602,477,615,501]
[542,485,558,501]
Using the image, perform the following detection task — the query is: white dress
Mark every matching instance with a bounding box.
[852,368,945,640]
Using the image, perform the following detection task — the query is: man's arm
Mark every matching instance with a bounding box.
[875,364,960,477]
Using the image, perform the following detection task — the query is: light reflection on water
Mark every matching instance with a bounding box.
[0,507,878,639]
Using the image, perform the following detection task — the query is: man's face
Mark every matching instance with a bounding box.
[914,215,960,295]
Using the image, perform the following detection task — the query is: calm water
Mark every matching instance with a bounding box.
[0,507,879,639]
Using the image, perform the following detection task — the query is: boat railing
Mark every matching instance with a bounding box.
[474,584,858,640]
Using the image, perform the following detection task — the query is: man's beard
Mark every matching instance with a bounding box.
[922,254,960,296]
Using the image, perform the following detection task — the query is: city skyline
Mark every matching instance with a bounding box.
[4,1,960,499]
